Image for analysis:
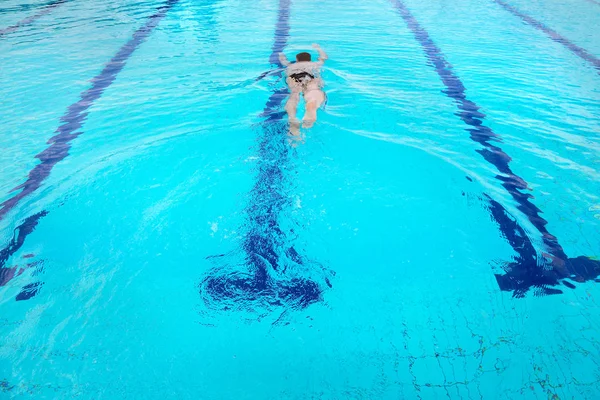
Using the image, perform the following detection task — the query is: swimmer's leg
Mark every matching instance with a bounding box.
[285,86,302,138]
[285,81,301,124]
[302,89,325,128]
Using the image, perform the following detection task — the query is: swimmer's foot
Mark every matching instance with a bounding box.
[302,119,315,128]
[288,122,304,147]
[289,120,301,137]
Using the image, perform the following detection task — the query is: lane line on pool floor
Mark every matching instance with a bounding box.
[0,211,47,300]
[0,0,68,37]
[199,0,332,314]
[0,0,179,222]
[0,0,179,301]
[390,0,600,296]
[0,211,47,270]
[492,0,600,73]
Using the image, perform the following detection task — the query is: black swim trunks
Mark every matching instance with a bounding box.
[290,71,315,83]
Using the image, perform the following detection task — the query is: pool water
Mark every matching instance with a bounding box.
[1,0,599,398]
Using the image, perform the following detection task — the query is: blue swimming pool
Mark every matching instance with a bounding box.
[1,0,599,398]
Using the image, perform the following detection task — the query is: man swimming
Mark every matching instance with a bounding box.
[279,43,327,129]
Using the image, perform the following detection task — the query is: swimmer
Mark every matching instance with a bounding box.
[279,43,327,130]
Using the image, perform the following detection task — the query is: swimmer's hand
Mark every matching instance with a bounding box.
[312,43,328,62]
[278,52,290,66]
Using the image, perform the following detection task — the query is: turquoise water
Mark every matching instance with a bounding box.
[1,0,599,398]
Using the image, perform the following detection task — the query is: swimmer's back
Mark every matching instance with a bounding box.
[285,60,323,77]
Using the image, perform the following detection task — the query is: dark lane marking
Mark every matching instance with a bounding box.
[0,0,179,221]
[493,0,600,73]
[391,0,600,296]
[0,0,67,37]
[0,0,179,301]
[200,0,332,313]
[0,211,47,269]
[0,0,62,14]
[16,281,44,301]
[0,211,46,301]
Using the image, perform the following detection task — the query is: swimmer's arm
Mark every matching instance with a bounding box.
[278,53,291,67]
[312,43,328,63]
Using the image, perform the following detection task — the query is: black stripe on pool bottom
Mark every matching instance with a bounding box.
[0,0,179,301]
[0,212,46,300]
[199,0,333,313]
[0,0,67,37]
[199,118,333,313]
[391,0,600,296]
[0,212,47,270]
[0,0,179,222]
[493,0,600,74]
